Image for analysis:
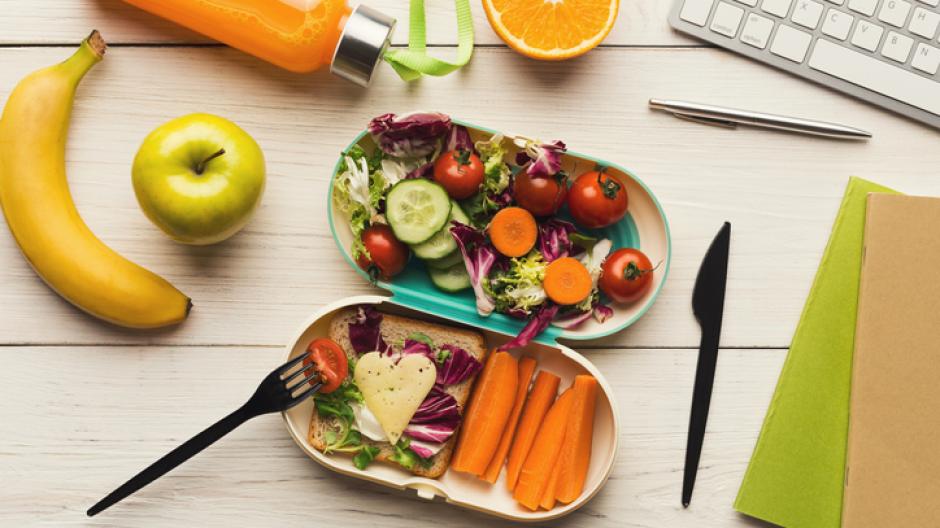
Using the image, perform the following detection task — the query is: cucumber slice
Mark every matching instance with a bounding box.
[411,201,469,260]
[385,180,452,244]
[425,249,463,270]
[429,262,471,292]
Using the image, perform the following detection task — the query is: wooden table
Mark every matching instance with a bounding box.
[1,1,939,526]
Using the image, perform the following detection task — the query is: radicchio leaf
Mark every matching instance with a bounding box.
[499,303,560,351]
[551,309,594,329]
[401,338,434,360]
[538,218,577,263]
[407,439,445,459]
[368,112,452,158]
[552,299,615,329]
[450,222,503,316]
[593,302,614,323]
[513,137,567,178]
[405,161,435,180]
[347,305,391,355]
[445,125,474,153]
[436,344,483,386]
[404,387,461,444]
[504,307,530,320]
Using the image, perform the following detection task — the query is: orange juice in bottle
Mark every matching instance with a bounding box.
[122,0,396,85]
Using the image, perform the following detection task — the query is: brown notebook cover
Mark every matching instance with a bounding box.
[842,194,940,527]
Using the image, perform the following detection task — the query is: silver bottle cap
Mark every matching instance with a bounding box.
[331,5,396,87]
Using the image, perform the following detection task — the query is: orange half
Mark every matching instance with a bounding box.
[482,0,619,60]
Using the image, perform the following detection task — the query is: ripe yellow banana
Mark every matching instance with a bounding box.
[0,31,191,328]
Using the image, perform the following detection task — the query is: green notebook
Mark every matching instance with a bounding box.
[734,177,897,528]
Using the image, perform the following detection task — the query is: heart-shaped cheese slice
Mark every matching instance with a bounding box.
[354,352,436,445]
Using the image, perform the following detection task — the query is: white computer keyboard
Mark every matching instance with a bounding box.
[669,0,940,129]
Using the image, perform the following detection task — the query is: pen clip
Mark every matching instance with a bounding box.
[673,112,738,129]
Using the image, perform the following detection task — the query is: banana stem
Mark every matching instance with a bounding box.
[194,149,226,175]
[61,30,106,82]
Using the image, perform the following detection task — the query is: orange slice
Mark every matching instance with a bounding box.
[482,0,619,60]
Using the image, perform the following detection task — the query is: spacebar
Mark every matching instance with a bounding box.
[808,39,940,117]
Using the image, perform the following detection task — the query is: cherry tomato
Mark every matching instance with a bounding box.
[303,338,348,394]
[433,149,484,199]
[567,169,629,229]
[356,224,409,280]
[513,171,568,217]
[600,248,656,304]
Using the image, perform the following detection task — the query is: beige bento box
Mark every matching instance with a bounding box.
[282,295,620,522]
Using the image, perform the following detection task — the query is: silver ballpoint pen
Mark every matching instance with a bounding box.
[649,98,872,140]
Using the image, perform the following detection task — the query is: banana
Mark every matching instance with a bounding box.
[0,31,191,328]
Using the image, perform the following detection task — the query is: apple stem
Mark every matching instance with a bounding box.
[194,148,225,175]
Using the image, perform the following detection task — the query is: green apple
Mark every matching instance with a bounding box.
[132,113,266,245]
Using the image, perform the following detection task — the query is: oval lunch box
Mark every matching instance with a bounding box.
[282,118,672,521]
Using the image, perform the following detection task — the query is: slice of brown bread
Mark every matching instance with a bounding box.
[309,307,487,478]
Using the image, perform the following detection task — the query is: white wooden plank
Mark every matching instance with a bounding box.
[1,46,939,348]
[0,0,695,47]
[0,346,785,527]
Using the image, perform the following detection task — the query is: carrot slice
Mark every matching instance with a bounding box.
[555,375,599,504]
[489,207,537,258]
[481,356,538,483]
[506,370,561,490]
[543,257,593,305]
[451,351,519,475]
[540,456,562,510]
[513,388,574,511]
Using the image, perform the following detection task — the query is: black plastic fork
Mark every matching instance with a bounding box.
[87,351,323,517]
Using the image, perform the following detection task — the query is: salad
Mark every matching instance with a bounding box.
[333,112,657,348]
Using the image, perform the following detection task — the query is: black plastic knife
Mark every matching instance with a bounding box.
[682,221,731,508]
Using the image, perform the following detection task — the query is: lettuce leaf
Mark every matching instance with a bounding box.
[333,146,388,258]
[462,134,513,226]
[486,251,548,315]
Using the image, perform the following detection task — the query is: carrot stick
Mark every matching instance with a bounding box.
[481,356,538,483]
[543,257,593,305]
[554,375,599,504]
[505,371,561,490]
[513,388,574,511]
[489,207,537,258]
[451,351,519,475]
[540,457,562,510]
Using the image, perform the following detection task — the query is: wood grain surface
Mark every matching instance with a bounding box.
[2,1,940,526]
[0,347,783,527]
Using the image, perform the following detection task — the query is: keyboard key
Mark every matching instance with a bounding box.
[912,42,940,73]
[742,12,776,47]
[851,19,886,50]
[809,39,940,115]
[827,0,846,4]
[736,0,759,6]
[878,0,912,26]
[711,2,746,36]
[762,0,794,17]
[681,0,716,26]
[909,7,940,38]
[848,0,879,16]
[770,24,813,61]
[823,8,855,39]
[792,0,826,27]
[881,30,914,61]
[918,0,938,7]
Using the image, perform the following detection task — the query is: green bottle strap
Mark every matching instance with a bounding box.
[383,0,474,81]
